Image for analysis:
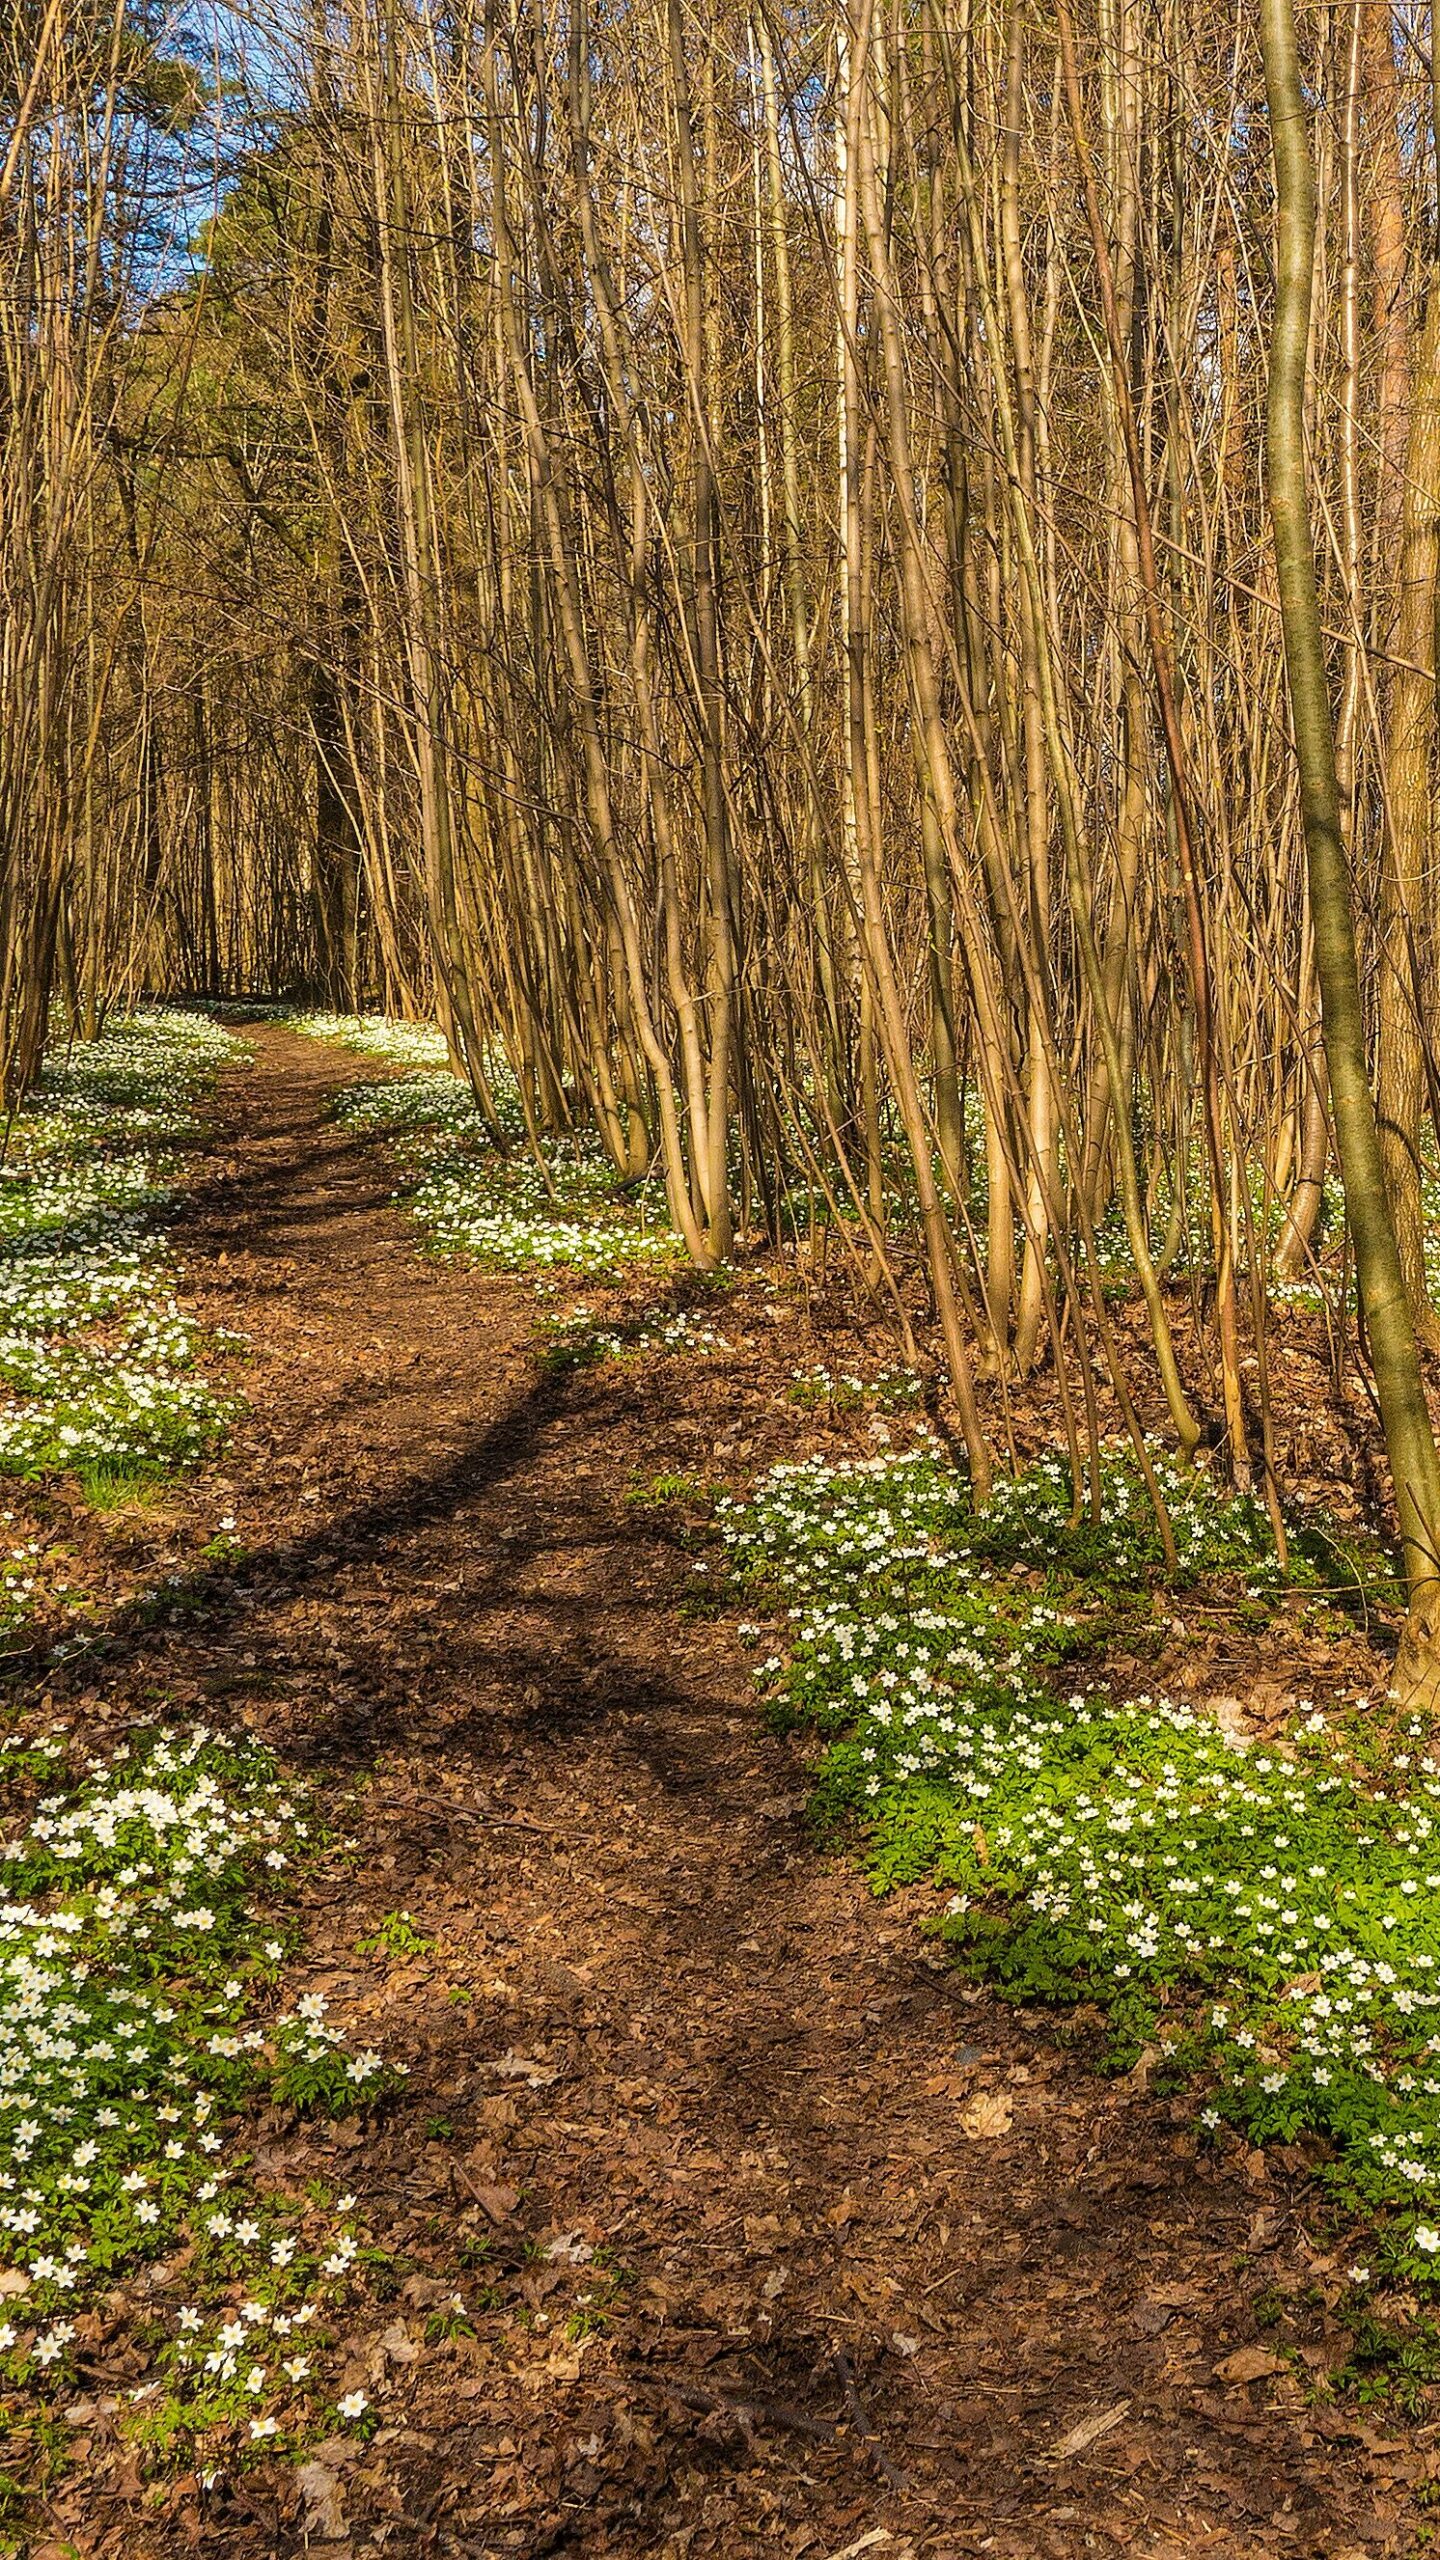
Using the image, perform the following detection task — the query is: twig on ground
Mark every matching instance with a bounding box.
[831,2349,911,2493]
[639,2367,837,2447]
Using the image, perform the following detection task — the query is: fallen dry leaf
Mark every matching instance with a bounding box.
[1213,2346,1285,2385]
[519,2347,586,2390]
[541,2229,595,2264]
[296,2460,349,2543]
[487,2050,562,2086]
[399,2274,462,2310]
[380,2320,420,2366]
[469,2181,521,2222]
[308,2439,358,2469]
[958,2089,1013,2139]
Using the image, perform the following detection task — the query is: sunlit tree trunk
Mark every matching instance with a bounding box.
[1260,0,1440,1691]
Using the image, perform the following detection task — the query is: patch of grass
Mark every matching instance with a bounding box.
[75,1457,170,1511]
[566,2248,631,2338]
[1289,1519,1406,1622]
[198,1529,248,1566]
[424,2301,475,2342]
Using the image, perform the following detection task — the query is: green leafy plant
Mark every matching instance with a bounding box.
[357,1909,433,1960]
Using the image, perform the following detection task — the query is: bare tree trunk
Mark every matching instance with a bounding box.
[1260,0,1440,1691]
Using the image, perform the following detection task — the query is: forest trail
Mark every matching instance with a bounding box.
[62,1024,1416,2560]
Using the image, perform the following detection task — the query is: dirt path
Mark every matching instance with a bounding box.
[45,1027,1425,2559]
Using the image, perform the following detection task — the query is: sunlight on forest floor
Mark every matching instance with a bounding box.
[5,1002,1433,2523]
[297,1009,1440,2329]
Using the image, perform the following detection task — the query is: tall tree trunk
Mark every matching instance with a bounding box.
[1376,160,1440,1344]
[1260,0,1440,1691]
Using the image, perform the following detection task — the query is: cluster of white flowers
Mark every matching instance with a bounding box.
[271,1990,387,2102]
[0,1008,413,2473]
[723,1438,1440,2264]
[301,1011,682,1281]
[290,1011,452,1069]
[333,1070,492,1143]
[0,1539,62,1640]
[0,1012,240,1492]
[411,1164,679,1276]
[0,1719,398,2448]
[643,1308,723,1352]
[539,1303,724,1367]
[159,2210,389,2454]
[0,1157,162,1246]
[787,1362,922,1412]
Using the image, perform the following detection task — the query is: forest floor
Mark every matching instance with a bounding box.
[24,1023,1440,2560]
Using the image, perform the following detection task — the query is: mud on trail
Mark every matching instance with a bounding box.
[30,1026,1431,2559]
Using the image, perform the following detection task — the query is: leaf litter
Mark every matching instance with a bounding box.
[15,1019,1440,2558]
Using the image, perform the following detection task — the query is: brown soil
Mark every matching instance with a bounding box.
[30,1026,1436,2559]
